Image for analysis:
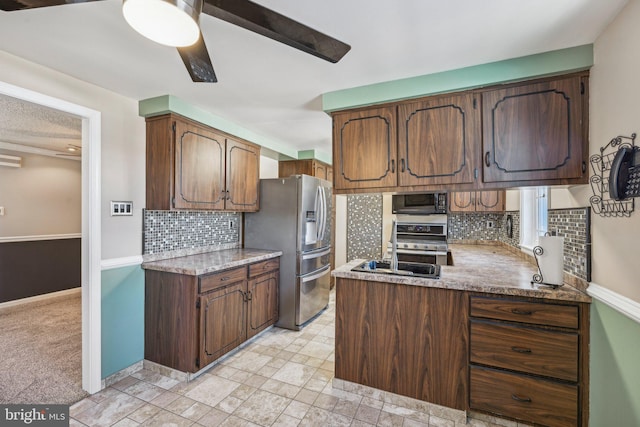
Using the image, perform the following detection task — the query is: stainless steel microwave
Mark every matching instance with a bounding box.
[392,193,447,215]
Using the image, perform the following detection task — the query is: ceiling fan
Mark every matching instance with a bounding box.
[0,0,351,83]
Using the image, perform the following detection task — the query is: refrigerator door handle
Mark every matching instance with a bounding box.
[315,186,323,242]
[302,247,331,260]
[301,264,331,283]
[321,186,327,240]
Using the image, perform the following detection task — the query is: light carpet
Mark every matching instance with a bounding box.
[0,293,87,404]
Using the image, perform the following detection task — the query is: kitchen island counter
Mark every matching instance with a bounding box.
[142,248,282,276]
[332,243,590,303]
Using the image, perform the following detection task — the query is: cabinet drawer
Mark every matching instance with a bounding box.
[470,366,578,427]
[200,266,247,293]
[249,258,280,278]
[470,297,579,329]
[470,321,578,381]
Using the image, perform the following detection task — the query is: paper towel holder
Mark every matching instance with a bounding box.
[531,244,564,289]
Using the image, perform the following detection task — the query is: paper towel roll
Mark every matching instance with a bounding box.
[537,236,565,286]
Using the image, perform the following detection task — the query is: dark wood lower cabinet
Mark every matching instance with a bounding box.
[470,366,578,427]
[335,278,468,410]
[145,258,279,373]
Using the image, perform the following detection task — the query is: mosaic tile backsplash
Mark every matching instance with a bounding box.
[347,194,383,261]
[548,208,590,281]
[144,210,241,255]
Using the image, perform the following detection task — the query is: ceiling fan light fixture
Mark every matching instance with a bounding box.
[122,0,202,47]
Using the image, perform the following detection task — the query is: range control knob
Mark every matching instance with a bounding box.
[414,244,420,249]
[403,243,409,248]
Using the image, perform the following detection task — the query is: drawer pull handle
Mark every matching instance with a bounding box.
[511,346,532,354]
[511,308,533,315]
[511,394,532,403]
[221,276,230,282]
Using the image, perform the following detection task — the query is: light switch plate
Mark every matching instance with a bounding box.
[111,201,133,216]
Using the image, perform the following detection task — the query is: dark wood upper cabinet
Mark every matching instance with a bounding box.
[450,191,505,213]
[331,72,589,194]
[398,93,480,186]
[333,106,397,190]
[146,114,260,211]
[482,75,588,183]
[449,191,476,212]
[278,159,333,182]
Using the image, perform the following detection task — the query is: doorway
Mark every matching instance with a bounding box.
[0,80,102,394]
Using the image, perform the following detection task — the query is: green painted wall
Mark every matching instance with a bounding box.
[322,44,593,112]
[590,300,640,426]
[101,265,145,379]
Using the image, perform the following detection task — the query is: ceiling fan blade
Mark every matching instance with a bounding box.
[0,0,98,11]
[177,31,218,83]
[202,0,350,63]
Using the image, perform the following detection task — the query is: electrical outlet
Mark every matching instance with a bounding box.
[0,206,4,216]
[486,220,495,228]
[229,220,235,229]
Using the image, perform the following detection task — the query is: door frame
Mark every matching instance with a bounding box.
[0,80,102,394]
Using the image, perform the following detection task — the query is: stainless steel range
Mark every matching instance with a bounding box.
[384,221,448,265]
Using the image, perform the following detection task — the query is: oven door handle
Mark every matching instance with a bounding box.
[389,249,448,256]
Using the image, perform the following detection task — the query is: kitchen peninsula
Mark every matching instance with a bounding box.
[332,244,591,427]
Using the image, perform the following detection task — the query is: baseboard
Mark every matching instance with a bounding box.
[588,282,640,325]
[0,233,81,243]
[0,287,80,312]
[103,360,144,388]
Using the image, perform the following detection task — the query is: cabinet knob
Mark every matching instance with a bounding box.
[485,152,491,167]
[391,159,395,173]
[401,158,406,173]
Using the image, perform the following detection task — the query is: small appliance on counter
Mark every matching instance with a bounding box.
[244,175,332,331]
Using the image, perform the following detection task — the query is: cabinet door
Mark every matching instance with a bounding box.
[449,192,476,213]
[398,93,480,186]
[174,119,226,210]
[482,76,586,183]
[226,138,260,211]
[200,281,246,366]
[313,161,328,180]
[247,271,279,339]
[476,191,505,212]
[333,107,397,190]
[326,167,333,184]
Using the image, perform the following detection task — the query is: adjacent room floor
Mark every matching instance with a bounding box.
[70,291,525,427]
[0,291,86,404]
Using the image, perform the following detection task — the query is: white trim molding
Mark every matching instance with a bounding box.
[0,233,81,243]
[588,282,640,325]
[0,287,80,311]
[101,255,144,270]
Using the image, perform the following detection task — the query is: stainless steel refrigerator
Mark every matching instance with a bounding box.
[244,175,331,330]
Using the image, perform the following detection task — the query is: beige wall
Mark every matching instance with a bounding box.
[588,0,640,302]
[260,156,279,179]
[0,151,81,237]
[0,50,146,260]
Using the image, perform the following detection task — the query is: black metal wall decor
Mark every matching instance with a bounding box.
[589,133,636,217]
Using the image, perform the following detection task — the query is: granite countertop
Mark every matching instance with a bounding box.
[332,243,591,303]
[141,248,283,276]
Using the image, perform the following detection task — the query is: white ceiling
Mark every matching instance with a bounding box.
[0,0,628,158]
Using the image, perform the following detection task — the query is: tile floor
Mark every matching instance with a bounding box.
[70,291,529,427]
